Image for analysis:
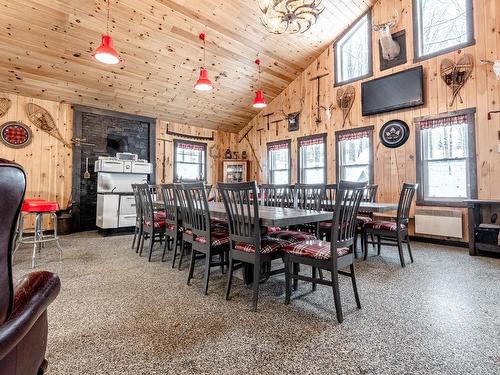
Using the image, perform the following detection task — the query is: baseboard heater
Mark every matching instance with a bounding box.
[414,208,463,238]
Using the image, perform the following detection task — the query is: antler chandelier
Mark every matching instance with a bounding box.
[258,0,324,34]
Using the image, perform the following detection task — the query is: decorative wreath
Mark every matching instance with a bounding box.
[0,121,33,148]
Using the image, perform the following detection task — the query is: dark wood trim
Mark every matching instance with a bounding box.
[266,139,292,184]
[334,10,373,87]
[335,125,374,184]
[173,139,208,182]
[72,105,155,124]
[415,108,477,207]
[412,0,475,63]
[296,133,328,184]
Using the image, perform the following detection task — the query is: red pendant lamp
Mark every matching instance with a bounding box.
[194,33,213,91]
[94,0,121,65]
[252,59,267,109]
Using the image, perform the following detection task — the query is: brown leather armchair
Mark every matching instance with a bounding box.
[0,159,61,375]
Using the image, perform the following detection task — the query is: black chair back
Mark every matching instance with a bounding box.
[294,184,326,211]
[160,184,178,229]
[132,184,142,220]
[260,184,294,207]
[175,184,193,232]
[219,182,261,249]
[138,184,154,225]
[182,182,211,240]
[323,184,337,211]
[331,181,365,256]
[397,183,418,225]
[362,184,378,202]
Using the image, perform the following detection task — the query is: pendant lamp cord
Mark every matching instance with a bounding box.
[202,36,206,69]
[106,0,110,35]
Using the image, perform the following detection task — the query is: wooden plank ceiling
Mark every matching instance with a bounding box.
[0,0,372,132]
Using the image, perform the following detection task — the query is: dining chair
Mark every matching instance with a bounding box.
[183,182,229,295]
[285,183,326,238]
[356,184,378,256]
[283,181,365,323]
[319,183,337,240]
[160,184,183,266]
[362,183,418,267]
[131,184,143,252]
[219,181,287,311]
[174,184,194,270]
[138,184,166,261]
[259,184,295,208]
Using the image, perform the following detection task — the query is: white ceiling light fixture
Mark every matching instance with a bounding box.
[258,0,324,34]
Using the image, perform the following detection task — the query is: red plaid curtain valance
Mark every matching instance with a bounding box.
[417,114,467,129]
[338,130,370,142]
[268,142,289,151]
[299,136,325,147]
[177,142,205,151]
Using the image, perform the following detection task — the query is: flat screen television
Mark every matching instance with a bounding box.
[361,66,424,116]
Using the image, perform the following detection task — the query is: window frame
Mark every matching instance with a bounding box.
[267,139,292,184]
[173,139,207,182]
[335,125,374,184]
[415,108,477,207]
[334,11,373,87]
[412,0,475,62]
[297,133,328,184]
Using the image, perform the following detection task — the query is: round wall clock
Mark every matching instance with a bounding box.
[379,120,410,148]
[0,121,33,148]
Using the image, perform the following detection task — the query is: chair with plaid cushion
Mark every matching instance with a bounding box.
[219,181,287,311]
[174,184,195,270]
[160,184,183,267]
[269,184,325,243]
[283,181,365,323]
[131,184,143,252]
[259,184,294,233]
[362,183,418,267]
[137,184,166,262]
[183,182,229,295]
[355,184,378,256]
[319,184,337,240]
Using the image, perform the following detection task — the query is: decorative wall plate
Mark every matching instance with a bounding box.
[0,121,33,148]
[379,120,410,148]
[0,98,12,118]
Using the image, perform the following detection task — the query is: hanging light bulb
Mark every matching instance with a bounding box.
[94,0,121,64]
[195,33,213,91]
[252,59,267,109]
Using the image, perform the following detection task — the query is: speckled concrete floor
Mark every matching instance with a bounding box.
[12,232,500,375]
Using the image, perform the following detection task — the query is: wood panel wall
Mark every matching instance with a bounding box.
[155,120,238,185]
[238,0,500,242]
[0,92,73,207]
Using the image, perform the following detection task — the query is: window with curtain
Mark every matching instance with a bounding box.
[173,140,207,182]
[267,140,291,184]
[334,12,372,86]
[413,0,474,60]
[416,110,477,204]
[336,127,373,183]
[298,134,327,184]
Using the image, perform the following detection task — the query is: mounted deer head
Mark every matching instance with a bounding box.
[320,103,335,120]
[481,60,500,80]
[373,9,400,61]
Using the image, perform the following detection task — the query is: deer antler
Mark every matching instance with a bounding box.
[373,8,399,30]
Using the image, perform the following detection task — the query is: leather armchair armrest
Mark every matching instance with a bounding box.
[0,271,61,360]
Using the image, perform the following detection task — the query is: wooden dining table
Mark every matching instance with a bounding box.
[153,200,398,226]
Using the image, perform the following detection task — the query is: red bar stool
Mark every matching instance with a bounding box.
[14,199,63,268]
